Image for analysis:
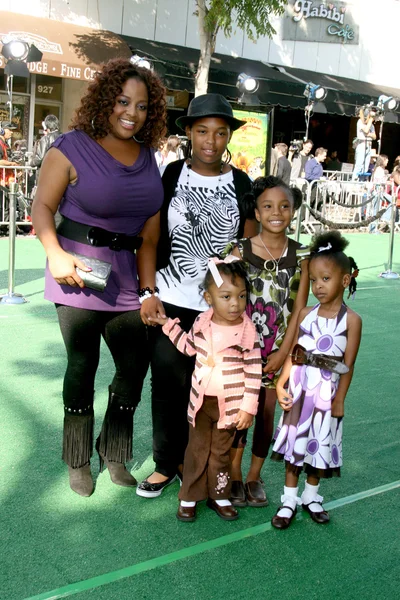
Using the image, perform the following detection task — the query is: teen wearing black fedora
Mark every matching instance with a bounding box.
[137,93,258,500]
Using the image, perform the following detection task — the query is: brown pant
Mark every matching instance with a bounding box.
[179,396,235,502]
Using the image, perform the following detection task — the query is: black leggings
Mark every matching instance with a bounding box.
[232,387,278,459]
[149,302,199,477]
[56,305,149,409]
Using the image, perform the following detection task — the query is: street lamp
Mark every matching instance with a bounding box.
[130,54,153,70]
[236,73,260,105]
[1,38,43,121]
[376,94,399,154]
[303,82,328,140]
[1,39,43,77]
[303,82,327,102]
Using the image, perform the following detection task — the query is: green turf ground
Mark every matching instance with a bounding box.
[1,234,400,600]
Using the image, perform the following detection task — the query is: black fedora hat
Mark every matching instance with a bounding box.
[176,94,245,131]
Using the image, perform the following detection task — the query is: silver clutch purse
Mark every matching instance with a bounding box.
[69,252,112,292]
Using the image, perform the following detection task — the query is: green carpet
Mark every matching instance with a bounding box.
[1,234,399,600]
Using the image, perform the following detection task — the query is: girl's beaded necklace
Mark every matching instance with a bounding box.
[258,234,288,277]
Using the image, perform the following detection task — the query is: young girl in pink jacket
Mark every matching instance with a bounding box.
[149,257,262,522]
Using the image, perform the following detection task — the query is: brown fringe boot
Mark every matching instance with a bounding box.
[62,402,94,497]
[96,387,137,487]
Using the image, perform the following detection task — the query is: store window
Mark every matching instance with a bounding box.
[35,75,62,102]
[0,70,29,93]
[33,104,61,139]
[0,92,30,146]
[33,75,62,140]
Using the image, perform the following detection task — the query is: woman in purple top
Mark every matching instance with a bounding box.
[32,59,167,497]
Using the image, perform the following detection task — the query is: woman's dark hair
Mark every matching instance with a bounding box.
[241,175,301,219]
[309,231,351,273]
[70,58,167,147]
[201,259,250,294]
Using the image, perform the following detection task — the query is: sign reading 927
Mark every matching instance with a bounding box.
[283,1,359,45]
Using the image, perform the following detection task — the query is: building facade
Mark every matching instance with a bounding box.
[0,0,399,156]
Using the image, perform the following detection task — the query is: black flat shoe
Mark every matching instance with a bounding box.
[245,480,269,507]
[206,499,239,521]
[271,505,297,530]
[136,473,177,498]
[177,502,197,522]
[302,503,330,524]
[230,480,247,507]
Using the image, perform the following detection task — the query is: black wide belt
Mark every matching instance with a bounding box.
[57,217,143,253]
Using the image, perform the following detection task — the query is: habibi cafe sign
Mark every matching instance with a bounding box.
[284,1,359,45]
[294,1,355,42]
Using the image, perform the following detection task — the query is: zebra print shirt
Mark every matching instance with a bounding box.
[156,163,240,311]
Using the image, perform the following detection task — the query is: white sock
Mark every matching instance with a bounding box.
[180,500,196,507]
[301,482,323,512]
[215,499,232,507]
[277,486,299,519]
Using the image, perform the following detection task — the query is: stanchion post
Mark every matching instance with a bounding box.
[379,183,399,280]
[0,181,27,304]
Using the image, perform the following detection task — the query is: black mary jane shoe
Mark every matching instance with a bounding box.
[302,502,330,524]
[136,473,177,498]
[271,505,297,530]
[206,499,239,521]
[177,502,197,522]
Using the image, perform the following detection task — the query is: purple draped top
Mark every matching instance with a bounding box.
[44,129,163,311]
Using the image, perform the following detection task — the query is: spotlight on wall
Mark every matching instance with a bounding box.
[130,54,153,70]
[1,39,43,77]
[237,73,259,94]
[236,73,260,105]
[303,82,327,102]
[377,94,399,112]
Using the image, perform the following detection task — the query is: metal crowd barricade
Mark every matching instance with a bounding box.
[300,179,397,235]
[0,165,36,227]
[323,169,354,182]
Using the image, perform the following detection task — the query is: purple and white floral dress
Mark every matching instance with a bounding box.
[271,303,347,478]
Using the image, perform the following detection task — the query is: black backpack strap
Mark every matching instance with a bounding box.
[232,167,252,237]
[157,160,185,270]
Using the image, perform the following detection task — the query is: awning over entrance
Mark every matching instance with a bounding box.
[0,11,131,81]
[270,64,400,121]
[121,35,400,119]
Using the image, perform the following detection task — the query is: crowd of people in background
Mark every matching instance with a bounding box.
[2,95,400,240]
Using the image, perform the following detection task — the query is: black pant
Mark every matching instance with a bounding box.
[56,305,149,408]
[149,302,199,477]
[57,305,149,468]
[231,387,277,459]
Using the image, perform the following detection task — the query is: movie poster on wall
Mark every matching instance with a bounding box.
[230,110,269,179]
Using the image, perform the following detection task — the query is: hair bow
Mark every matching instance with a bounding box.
[208,256,240,288]
[317,243,332,253]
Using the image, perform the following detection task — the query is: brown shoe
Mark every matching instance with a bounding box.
[206,499,239,521]
[231,480,247,507]
[177,502,197,522]
[68,464,94,497]
[245,481,268,507]
[302,503,330,524]
[103,457,137,487]
[271,505,297,529]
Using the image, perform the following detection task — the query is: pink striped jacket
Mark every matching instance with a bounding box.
[162,309,262,429]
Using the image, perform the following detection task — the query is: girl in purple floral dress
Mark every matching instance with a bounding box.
[271,231,362,529]
[225,176,310,508]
